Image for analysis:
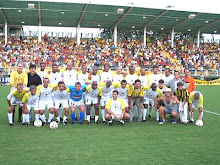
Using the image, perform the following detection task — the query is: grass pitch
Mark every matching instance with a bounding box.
[0,85,220,165]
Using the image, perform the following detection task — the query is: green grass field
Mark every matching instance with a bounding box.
[0,85,220,165]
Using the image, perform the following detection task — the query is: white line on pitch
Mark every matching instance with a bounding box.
[203,110,220,116]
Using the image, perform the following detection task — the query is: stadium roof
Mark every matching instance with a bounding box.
[0,0,219,34]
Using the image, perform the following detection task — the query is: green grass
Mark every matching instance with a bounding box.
[0,86,220,165]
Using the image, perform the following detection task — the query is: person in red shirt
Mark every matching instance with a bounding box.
[181,69,196,94]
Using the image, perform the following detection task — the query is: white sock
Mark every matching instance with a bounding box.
[56,117,60,123]
[8,113,13,124]
[58,107,62,118]
[200,111,203,120]
[40,114,46,122]
[143,108,147,120]
[63,115,68,122]
[156,111,160,121]
[87,115,90,122]
[22,114,25,123]
[95,115,99,122]
[101,109,106,121]
[35,114,40,120]
[25,114,29,123]
[149,106,152,116]
[48,113,54,122]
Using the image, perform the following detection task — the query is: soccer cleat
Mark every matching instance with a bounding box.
[56,120,60,124]
[63,122,67,125]
[87,121,90,125]
[172,118,177,124]
[78,121,83,125]
[142,120,147,122]
[102,121,106,124]
[26,122,30,127]
[119,120,125,125]
[22,122,26,125]
[182,122,188,125]
[159,120,166,124]
[148,115,152,119]
[108,121,113,126]
[9,123,13,126]
[47,122,51,126]
[42,122,46,126]
[71,122,75,125]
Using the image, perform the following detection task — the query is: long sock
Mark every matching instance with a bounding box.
[71,113,76,122]
[8,113,13,124]
[48,113,54,123]
[22,114,25,123]
[101,109,106,121]
[143,108,147,120]
[79,112,85,122]
[156,111,160,121]
[200,111,203,120]
[18,107,22,121]
[35,114,40,120]
[25,114,29,123]
[58,107,62,118]
[56,117,60,123]
[87,115,90,122]
[95,115,99,122]
[149,106,152,116]
[63,115,68,122]
[40,114,46,122]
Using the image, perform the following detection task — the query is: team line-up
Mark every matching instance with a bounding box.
[6,62,204,127]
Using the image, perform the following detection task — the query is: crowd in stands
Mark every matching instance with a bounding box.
[0,36,220,73]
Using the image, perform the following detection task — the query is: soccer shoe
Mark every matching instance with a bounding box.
[26,122,30,127]
[87,121,90,125]
[42,122,46,126]
[102,121,106,124]
[22,122,26,125]
[47,122,51,126]
[108,121,113,126]
[71,122,75,125]
[142,120,147,122]
[63,121,67,125]
[148,114,152,119]
[182,121,188,125]
[159,120,166,124]
[9,123,13,126]
[119,120,125,125]
[56,120,60,124]
[172,118,177,124]
[78,121,83,125]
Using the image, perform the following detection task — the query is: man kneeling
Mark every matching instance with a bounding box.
[105,90,130,126]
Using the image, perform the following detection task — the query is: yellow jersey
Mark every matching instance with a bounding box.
[128,86,144,98]
[10,71,28,87]
[7,88,29,101]
[188,91,203,107]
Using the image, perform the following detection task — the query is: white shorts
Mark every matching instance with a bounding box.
[85,96,98,105]
[192,102,203,109]
[100,98,109,107]
[122,99,128,107]
[69,99,84,107]
[54,100,69,109]
[26,104,39,111]
[39,100,54,110]
[11,96,22,106]
[143,97,154,106]
[111,114,121,120]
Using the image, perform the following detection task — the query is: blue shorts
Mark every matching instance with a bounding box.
[165,107,178,114]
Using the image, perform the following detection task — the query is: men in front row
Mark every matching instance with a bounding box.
[105,90,130,125]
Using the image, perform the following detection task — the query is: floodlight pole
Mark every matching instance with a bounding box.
[197,29,200,48]
[77,24,80,46]
[38,21,42,43]
[4,21,8,45]
[171,28,175,48]
[114,24,117,47]
[144,26,147,47]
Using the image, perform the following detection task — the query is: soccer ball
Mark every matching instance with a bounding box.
[34,120,42,127]
[195,120,203,127]
[50,121,58,130]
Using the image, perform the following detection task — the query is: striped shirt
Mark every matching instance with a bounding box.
[175,88,188,102]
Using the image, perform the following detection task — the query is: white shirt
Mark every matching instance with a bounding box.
[148,74,161,85]
[90,74,100,83]
[162,74,174,87]
[38,70,47,83]
[38,86,53,101]
[125,74,139,85]
[77,73,88,85]
[113,74,124,83]
[139,75,149,86]
[53,90,69,101]
[117,87,128,100]
[48,72,62,84]
[63,69,78,86]
[100,71,113,82]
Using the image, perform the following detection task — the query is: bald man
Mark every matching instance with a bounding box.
[63,62,78,86]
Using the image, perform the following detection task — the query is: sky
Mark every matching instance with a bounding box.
[23,0,220,41]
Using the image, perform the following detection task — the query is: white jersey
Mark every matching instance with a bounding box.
[48,72,62,84]
[148,73,161,85]
[125,74,139,85]
[100,71,113,82]
[38,70,47,83]
[162,74,174,87]
[144,89,160,100]
[25,94,39,105]
[113,74,124,83]
[139,75,149,86]
[117,87,128,100]
[38,86,54,101]
[63,69,78,86]
[77,73,88,85]
[53,90,69,101]
[90,74,100,83]
[101,86,115,99]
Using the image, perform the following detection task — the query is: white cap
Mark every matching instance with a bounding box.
[165,88,171,92]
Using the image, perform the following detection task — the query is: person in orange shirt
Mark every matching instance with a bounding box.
[181,69,196,94]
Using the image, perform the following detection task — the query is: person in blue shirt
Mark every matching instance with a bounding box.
[67,82,87,124]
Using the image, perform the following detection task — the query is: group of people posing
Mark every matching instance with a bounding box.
[6,62,204,126]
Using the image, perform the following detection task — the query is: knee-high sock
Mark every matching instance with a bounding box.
[22,114,25,123]
[156,111,160,121]
[58,107,62,118]
[48,113,54,123]
[40,114,46,122]
[101,109,106,121]
[87,115,90,122]
[143,109,147,120]
[63,115,68,122]
[25,114,29,123]
[35,114,40,121]
[149,106,152,116]
[200,111,203,120]
[8,113,13,124]
[71,113,76,122]
[79,112,84,122]
[95,115,99,122]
